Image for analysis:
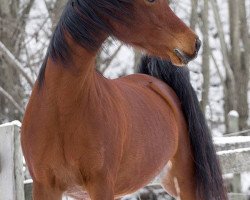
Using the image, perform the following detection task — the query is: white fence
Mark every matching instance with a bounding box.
[0,122,250,200]
[0,122,24,200]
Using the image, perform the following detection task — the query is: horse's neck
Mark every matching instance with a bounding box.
[44,45,101,114]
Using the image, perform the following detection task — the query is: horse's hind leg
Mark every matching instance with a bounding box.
[160,137,196,200]
[33,182,62,200]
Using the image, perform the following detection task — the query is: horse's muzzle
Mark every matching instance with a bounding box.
[174,38,201,65]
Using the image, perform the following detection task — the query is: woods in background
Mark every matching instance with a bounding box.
[0,0,249,134]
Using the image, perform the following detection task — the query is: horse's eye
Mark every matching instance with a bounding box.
[147,0,156,3]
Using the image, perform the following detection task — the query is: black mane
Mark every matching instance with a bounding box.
[38,0,133,86]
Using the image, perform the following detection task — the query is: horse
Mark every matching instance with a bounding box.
[21,0,227,199]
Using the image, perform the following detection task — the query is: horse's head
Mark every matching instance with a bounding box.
[46,0,200,67]
[111,0,200,66]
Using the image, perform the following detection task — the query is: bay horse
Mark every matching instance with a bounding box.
[21,0,227,200]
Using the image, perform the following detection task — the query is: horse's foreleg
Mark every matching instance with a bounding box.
[160,139,196,200]
[32,182,63,200]
[86,174,115,200]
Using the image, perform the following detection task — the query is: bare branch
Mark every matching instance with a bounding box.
[43,0,54,22]
[209,0,236,109]
[0,41,34,87]
[239,0,250,74]
[101,44,123,73]
[20,0,35,19]
[210,49,225,89]
[51,0,68,27]
[190,0,199,30]
[209,0,234,81]
[0,86,24,115]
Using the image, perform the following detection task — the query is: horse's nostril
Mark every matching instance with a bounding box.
[195,38,201,53]
[174,38,201,64]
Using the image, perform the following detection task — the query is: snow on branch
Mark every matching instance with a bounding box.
[0,86,24,115]
[0,41,34,87]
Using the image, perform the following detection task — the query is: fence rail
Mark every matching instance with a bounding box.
[0,122,250,200]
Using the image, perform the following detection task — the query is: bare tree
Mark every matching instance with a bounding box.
[190,0,199,30]
[0,0,35,122]
[234,0,250,130]
[200,0,210,113]
[210,0,237,131]
[228,0,241,116]
[44,0,68,27]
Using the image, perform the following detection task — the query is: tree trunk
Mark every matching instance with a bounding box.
[200,0,210,113]
[227,0,241,131]
[227,0,250,131]
[190,0,199,30]
[228,0,241,110]
[237,0,250,130]
[210,0,237,131]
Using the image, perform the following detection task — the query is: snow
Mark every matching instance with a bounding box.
[0,120,22,128]
[242,172,250,192]
[24,179,33,184]
[228,110,240,117]
[212,129,224,137]
[214,136,250,145]
[217,147,250,155]
[103,44,135,79]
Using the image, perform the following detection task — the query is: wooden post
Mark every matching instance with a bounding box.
[227,111,242,194]
[24,180,33,200]
[228,110,239,134]
[0,122,24,200]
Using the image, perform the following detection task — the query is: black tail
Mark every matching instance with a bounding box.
[138,56,227,200]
